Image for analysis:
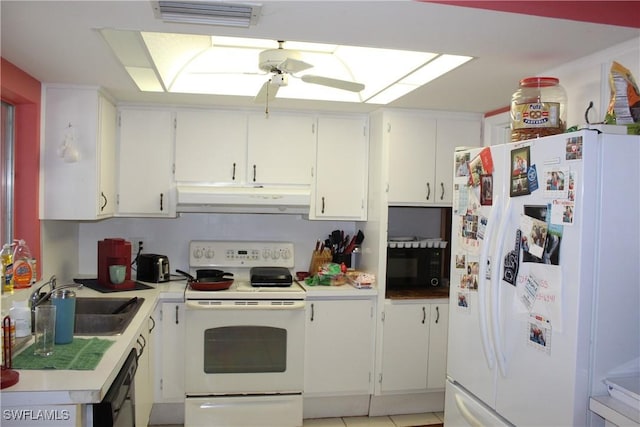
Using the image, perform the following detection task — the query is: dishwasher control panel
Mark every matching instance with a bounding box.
[189,241,294,268]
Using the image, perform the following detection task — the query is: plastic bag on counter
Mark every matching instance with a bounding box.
[304,263,346,286]
[605,61,640,134]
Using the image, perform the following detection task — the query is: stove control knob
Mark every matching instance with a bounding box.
[281,248,292,260]
[262,248,271,260]
[193,248,203,259]
[272,250,280,260]
[205,248,215,259]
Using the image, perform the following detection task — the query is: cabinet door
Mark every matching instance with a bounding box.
[380,302,430,393]
[305,299,374,395]
[435,119,481,204]
[426,303,449,389]
[117,108,175,216]
[41,87,116,220]
[312,116,368,220]
[387,114,437,205]
[158,302,185,401]
[135,315,154,427]
[175,110,247,184]
[247,113,315,185]
[98,96,117,216]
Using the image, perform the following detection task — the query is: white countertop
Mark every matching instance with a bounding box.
[0,279,187,407]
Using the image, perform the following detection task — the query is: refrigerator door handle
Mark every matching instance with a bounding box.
[491,196,512,377]
[478,195,500,369]
[454,393,485,427]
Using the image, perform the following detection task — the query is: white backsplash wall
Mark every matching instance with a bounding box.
[78,213,355,276]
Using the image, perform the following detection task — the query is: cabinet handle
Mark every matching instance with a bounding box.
[440,182,445,200]
[435,306,440,324]
[422,306,426,324]
[136,333,146,360]
[175,305,179,324]
[310,303,315,322]
[426,183,431,200]
[232,162,236,181]
[160,193,164,211]
[149,316,156,333]
[100,192,107,211]
[253,164,257,182]
[321,197,325,214]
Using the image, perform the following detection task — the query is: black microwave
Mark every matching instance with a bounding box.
[386,247,442,288]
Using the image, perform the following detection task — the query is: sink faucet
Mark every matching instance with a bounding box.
[29,275,57,311]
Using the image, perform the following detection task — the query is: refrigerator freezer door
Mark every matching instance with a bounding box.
[444,380,513,427]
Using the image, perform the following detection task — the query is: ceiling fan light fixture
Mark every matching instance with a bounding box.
[152,1,262,27]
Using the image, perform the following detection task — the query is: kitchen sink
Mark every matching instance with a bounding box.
[73,297,144,336]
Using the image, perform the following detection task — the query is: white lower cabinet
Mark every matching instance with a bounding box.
[134,313,155,427]
[153,301,185,402]
[378,300,448,394]
[304,298,375,395]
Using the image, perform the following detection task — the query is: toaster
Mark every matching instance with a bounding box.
[136,254,170,283]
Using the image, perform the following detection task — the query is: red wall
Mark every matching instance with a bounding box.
[1,58,42,279]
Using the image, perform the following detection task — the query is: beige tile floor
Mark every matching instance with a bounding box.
[150,411,445,427]
[303,412,444,427]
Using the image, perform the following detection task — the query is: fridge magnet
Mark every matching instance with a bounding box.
[460,259,480,291]
[468,154,486,187]
[567,170,577,202]
[457,291,470,311]
[527,164,539,192]
[550,199,575,226]
[527,313,552,355]
[480,175,493,206]
[455,152,471,177]
[520,214,548,259]
[477,216,488,240]
[503,229,521,286]
[455,254,466,270]
[485,256,492,280]
[522,205,563,265]
[565,135,583,160]
[543,167,569,199]
[462,213,479,240]
[510,146,531,197]
[520,273,541,312]
[453,182,469,215]
[479,147,494,174]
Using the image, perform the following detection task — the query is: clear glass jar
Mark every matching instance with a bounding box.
[511,77,567,142]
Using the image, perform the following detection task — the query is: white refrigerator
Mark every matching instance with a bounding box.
[444,130,640,426]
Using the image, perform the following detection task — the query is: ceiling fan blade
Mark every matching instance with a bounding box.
[254,80,279,103]
[301,75,365,92]
[279,57,312,74]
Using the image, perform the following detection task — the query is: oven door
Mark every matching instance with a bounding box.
[184,299,305,395]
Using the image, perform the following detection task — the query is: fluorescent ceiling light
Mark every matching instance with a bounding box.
[100,31,474,105]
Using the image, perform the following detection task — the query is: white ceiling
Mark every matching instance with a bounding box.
[2,1,639,114]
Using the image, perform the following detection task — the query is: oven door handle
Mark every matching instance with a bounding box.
[186,301,306,310]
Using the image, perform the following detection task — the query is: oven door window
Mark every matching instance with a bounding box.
[204,326,287,373]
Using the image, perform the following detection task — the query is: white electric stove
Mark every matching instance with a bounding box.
[184,240,305,427]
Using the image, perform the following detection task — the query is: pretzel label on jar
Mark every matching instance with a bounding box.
[512,102,560,129]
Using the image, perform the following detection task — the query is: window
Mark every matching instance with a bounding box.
[1,101,14,245]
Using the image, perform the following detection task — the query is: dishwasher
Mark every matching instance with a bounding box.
[93,348,137,427]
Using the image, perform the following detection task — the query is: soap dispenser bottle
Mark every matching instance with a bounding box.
[12,239,34,289]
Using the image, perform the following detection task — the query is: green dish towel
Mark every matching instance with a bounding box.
[12,337,115,370]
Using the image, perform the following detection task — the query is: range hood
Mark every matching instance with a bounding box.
[176,185,310,214]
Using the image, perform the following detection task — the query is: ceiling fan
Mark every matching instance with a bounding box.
[254,40,365,103]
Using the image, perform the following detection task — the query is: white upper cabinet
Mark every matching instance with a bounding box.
[41,85,117,220]
[174,110,247,184]
[435,118,482,204]
[116,108,175,217]
[247,113,315,186]
[311,115,369,220]
[380,110,482,206]
[386,112,438,205]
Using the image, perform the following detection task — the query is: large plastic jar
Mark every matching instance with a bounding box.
[511,77,567,142]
